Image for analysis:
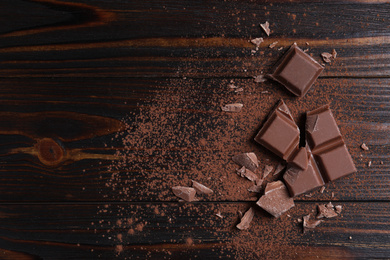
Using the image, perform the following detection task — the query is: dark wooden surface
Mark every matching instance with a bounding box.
[0,1,389,259]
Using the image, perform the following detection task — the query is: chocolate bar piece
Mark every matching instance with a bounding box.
[269,43,324,97]
[254,100,299,161]
[306,105,356,182]
[256,181,294,218]
[283,154,325,197]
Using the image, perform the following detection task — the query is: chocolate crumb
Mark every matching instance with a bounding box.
[262,165,274,179]
[335,205,342,214]
[317,203,338,219]
[380,161,384,165]
[232,152,259,172]
[361,143,369,151]
[303,214,322,230]
[171,186,196,202]
[191,180,214,195]
[269,41,278,48]
[297,218,303,223]
[236,166,259,183]
[236,207,255,230]
[304,194,312,197]
[367,161,372,167]
[235,88,244,93]
[303,48,309,53]
[321,52,333,63]
[320,186,326,193]
[228,83,238,89]
[260,21,270,36]
[349,236,352,240]
[250,37,264,47]
[216,211,223,219]
[332,49,337,59]
[253,74,266,83]
[278,47,283,51]
[305,42,310,46]
[221,103,243,113]
[332,192,335,198]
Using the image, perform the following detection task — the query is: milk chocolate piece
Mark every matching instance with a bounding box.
[283,155,325,197]
[256,181,294,218]
[306,105,356,182]
[232,152,259,172]
[236,207,255,230]
[269,43,324,97]
[303,214,322,230]
[254,100,299,161]
[172,186,196,202]
[191,180,213,195]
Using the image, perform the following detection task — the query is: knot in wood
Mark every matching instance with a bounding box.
[36,138,64,166]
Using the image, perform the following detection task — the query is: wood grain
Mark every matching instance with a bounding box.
[0,1,389,77]
[0,202,389,259]
[0,77,388,202]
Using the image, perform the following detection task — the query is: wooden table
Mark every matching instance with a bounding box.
[1,1,389,259]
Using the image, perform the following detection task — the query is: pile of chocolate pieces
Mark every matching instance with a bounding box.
[237,43,356,223]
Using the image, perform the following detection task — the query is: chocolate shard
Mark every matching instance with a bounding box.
[254,100,300,161]
[250,37,264,47]
[332,49,337,59]
[191,180,214,195]
[273,163,286,176]
[260,21,270,36]
[283,155,325,197]
[303,214,322,230]
[317,203,338,219]
[248,180,263,193]
[289,147,309,170]
[321,52,333,63]
[172,186,196,202]
[236,166,259,183]
[236,207,255,230]
[232,152,259,172]
[221,103,243,113]
[253,74,266,83]
[269,41,278,48]
[335,205,342,214]
[306,105,356,182]
[268,43,324,97]
[256,181,294,218]
[262,165,274,179]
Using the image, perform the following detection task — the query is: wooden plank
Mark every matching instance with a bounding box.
[0,202,389,259]
[0,1,389,77]
[0,77,388,202]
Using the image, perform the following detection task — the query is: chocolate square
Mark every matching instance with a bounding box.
[270,43,323,97]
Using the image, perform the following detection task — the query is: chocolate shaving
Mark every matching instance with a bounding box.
[221,103,243,113]
[361,143,369,151]
[250,37,264,47]
[368,161,372,167]
[260,21,270,36]
[236,207,255,230]
[269,41,278,48]
[236,166,259,183]
[216,211,223,219]
[253,74,266,83]
[171,186,196,202]
[321,52,333,63]
[235,88,244,93]
[332,49,337,59]
[191,180,213,195]
[232,152,259,172]
[303,214,322,230]
[263,165,274,179]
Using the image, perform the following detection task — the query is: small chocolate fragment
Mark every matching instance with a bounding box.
[262,165,274,179]
[232,152,259,172]
[253,74,266,83]
[367,161,372,167]
[260,21,270,36]
[236,207,255,230]
[254,100,300,161]
[268,43,324,97]
[360,143,369,151]
[321,52,333,63]
[269,41,278,48]
[216,211,223,219]
[221,103,243,113]
[283,155,325,197]
[335,205,342,214]
[306,105,356,182]
[172,186,196,202]
[256,181,294,218]
[290,147,309,170]
[191,180,213,195]
[320,186,326,193]
[303,214,322,229]
[250,37,264,47]
[236,166,259,183]
[332,49,337,59]
[317,203,338,219]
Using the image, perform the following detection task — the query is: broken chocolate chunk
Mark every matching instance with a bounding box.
[303,214,322,229]
[335,205,342,214]
[172,186,196,202]
[256,181,294,218]
[321,52,333,63]
[232,152,259,172]
[236,166,259,183]
[317,203,338,219]
[260,21,270,36]
[191,180,213,195]
[283,155,325,197]
[221,103,243,113]
[360,143,369,151]
[254,100,300,161]
[250,37,264,47]
[236,207,255,230]
[268,43,324,97]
